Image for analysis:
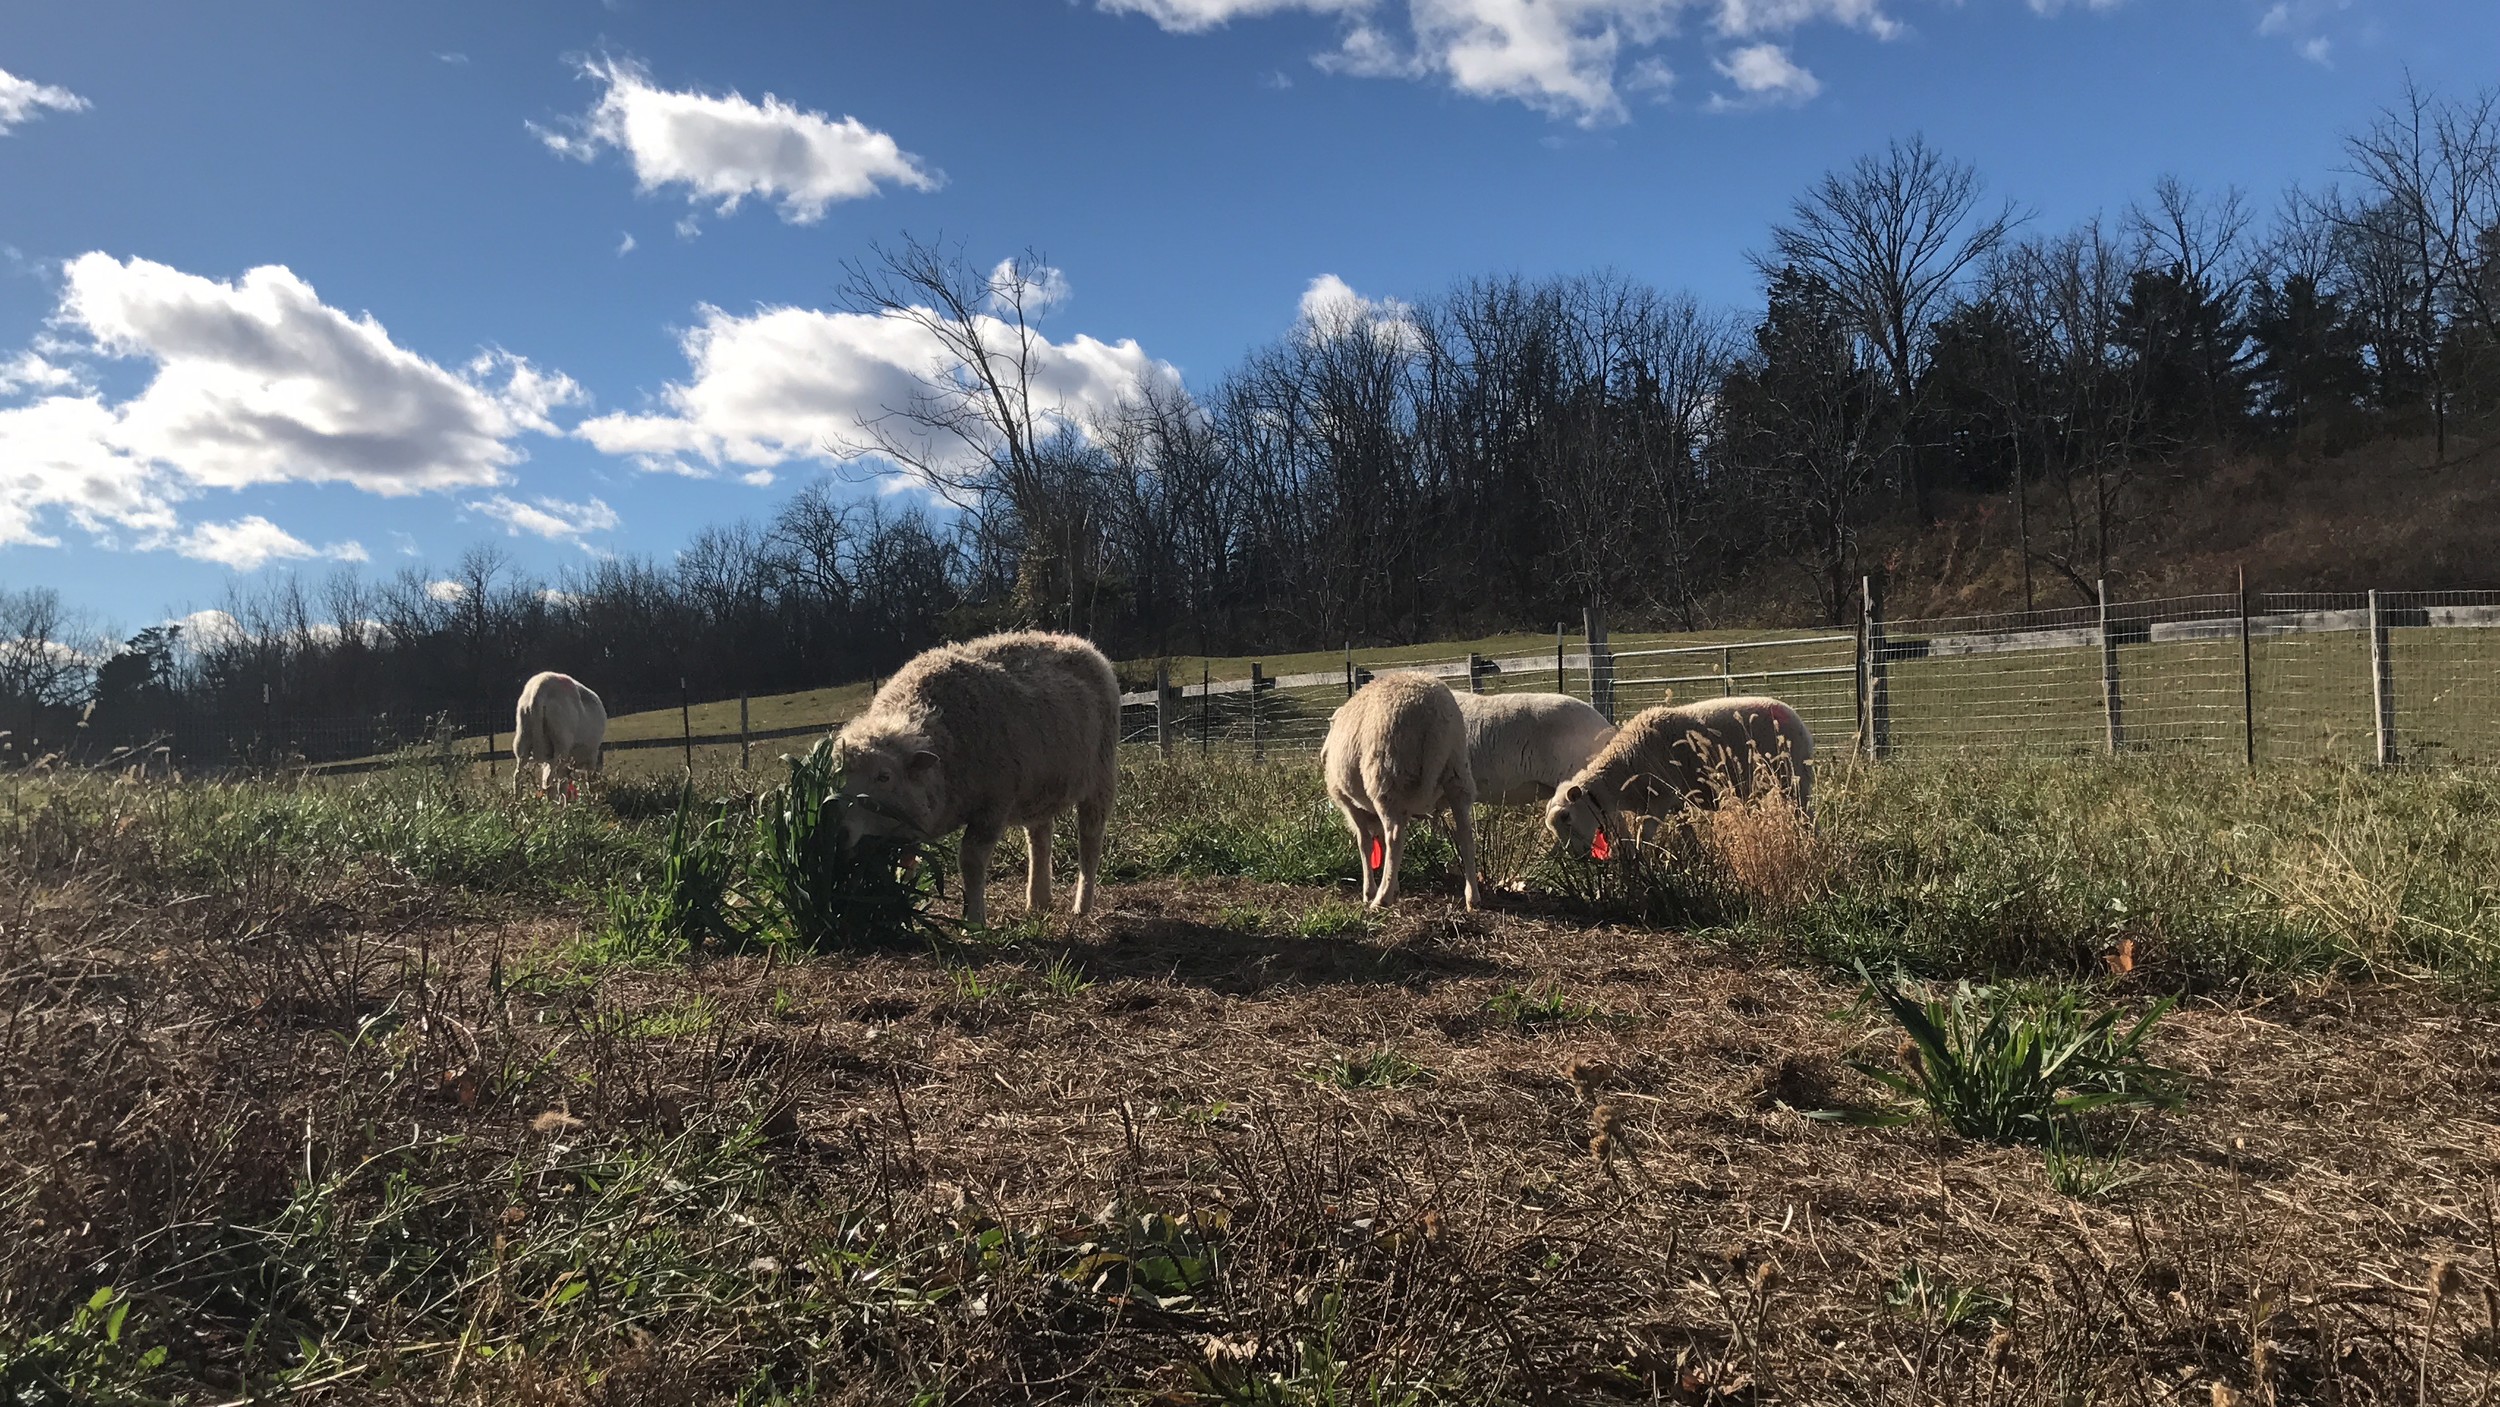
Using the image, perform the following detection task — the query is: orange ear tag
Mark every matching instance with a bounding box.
[1368,836,1385,870]
[1590,831,1612,861]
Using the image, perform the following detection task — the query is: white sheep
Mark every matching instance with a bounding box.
[1321,672,1479,909]
[829,631,1121,929]
[1454,690,1615,806]
[1545,695,1814,857]
[513,671,607,800]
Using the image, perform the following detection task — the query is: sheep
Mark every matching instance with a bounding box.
[512,671,607,800]
[1321,672,1479,910]
[1545,695,1813,858]
[1454,690,1615,806]
[828,631,1120,929]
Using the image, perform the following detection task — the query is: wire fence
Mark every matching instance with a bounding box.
[1115,585,2500,770]
[36,584,2500,780]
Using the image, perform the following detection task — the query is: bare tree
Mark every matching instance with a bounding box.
[2339,77,2500,459]
[1758,135,2025,523]
[834,234,1127,629]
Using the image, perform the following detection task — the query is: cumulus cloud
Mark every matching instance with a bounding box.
[577,299,1177,482]
[173,516,368,572]
[1104,0,1910,123]
[0,66,87,135]
[1708,42,1821,108]
[467,493,620,547]
[426,579,468,603]
[2024,0,2124,13]
[536,57,939,224]
[1296,274,1421,347]
[0,254,578,552]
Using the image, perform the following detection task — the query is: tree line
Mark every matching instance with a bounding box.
[13,78,2498,758]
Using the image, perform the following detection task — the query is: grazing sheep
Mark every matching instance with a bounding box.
[513,671,607,800]
[1454,691,1616,806]
[1321,672,1479,910]
[1545,695,1813,857]
[829,631,1120,929]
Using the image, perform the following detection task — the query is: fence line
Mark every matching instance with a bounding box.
[44,580,2500,781]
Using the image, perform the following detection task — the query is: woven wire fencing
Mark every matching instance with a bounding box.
[1119,588,2500,770]
[94,585,2500,779]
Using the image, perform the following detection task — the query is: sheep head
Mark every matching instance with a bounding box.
[828,720,944,842]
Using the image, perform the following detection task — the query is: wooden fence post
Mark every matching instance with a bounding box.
[1201,662,1211,759]
[1861,576,1891,761]
[1249,663,1266,763]
[1155,661,1172,758]
[1467,652,1485,693]
[1584,606,1614,723]
[1555,624,1565,694]
[2369,588,2397,767]
[680,677,693,772]
[2238,566,2255,770]
[2098,580,2125,755]
[739,694,751,771]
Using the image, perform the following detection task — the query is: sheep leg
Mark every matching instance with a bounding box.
[1072,797,1108,916]
[1340,805,1381,903]
[1024,821,1054,914]
[1373,818,1405,908]
[1450,794,1481,911]
[960,825,1000,930]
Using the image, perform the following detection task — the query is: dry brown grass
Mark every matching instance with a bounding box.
[7,768,2500,1407]
[1693,797,1833,917]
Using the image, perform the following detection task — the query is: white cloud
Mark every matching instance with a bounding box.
[0,254,576,552]
[1108,0,1893,124]
[0,66,87,135]
[1097,0,1368,32]
[617,232,637,256]
[2025,0,2124,13]
[1711,0,1897,40]
[2252,0,2352,60]
[172,515,368,571]
[577,298,1177,482]
[990,258,1072,315]
[426,579,468,603]
[535,57,940,224]
[1296,274,1421,348]
[171,609,246,650]
[1708,42,1821,108]
[467,493,620,547]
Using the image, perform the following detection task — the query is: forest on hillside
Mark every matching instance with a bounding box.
[8,78,2498,748]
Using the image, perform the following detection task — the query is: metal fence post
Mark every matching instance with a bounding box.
[1155,661,1172,758]
[1249,662,1265,763]
[2237,566,2255,770]
[739,694,751,771]
[2369,588,2397,766]
[1555,624,1565,694]
[1201,662,1211,759]
[1720,646,1734,695]
[2098,580,2125,755]
[1861,576,1891,762]
[1467,652,1485,693]
[1584,606,1613,723]
[680,677,693,772]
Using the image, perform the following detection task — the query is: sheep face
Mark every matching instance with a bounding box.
[829,727,943,842]
[1546,782,1613,858]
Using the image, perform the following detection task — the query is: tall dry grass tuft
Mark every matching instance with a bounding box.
[1695,794,1835,917]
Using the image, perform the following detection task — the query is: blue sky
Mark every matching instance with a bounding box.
[2,0,2493,637]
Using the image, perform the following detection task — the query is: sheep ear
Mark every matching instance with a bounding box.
[906,750,940,777]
